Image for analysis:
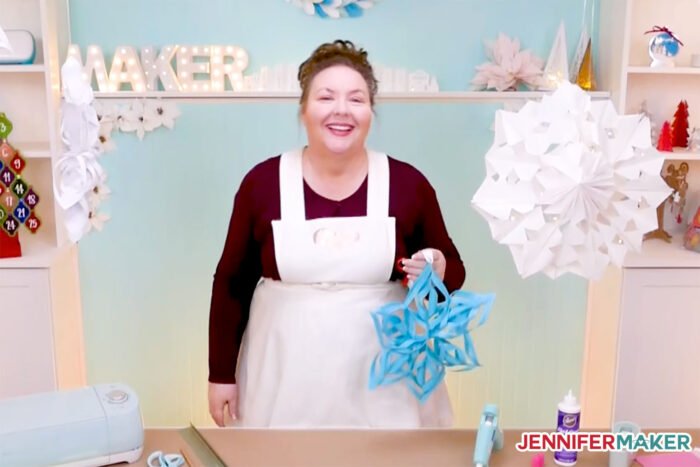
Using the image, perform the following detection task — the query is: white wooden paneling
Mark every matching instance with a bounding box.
[614,268,700,428]
[0,269,56,399]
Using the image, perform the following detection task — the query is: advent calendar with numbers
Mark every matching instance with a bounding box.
[0,113,42,259]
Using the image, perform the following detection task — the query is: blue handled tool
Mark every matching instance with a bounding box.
[473,404,503,467]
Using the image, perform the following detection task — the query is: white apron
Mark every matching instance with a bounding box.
[235,149,453,428]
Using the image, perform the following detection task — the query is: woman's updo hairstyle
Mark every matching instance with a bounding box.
[297,40,378,109]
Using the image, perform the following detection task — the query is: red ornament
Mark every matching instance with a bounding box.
[10,154,25,174]
[671,100,690,148]
[24,213,41,233]
[657,121,674,151]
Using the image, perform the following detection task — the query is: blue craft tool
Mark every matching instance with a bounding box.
[473,404,503,467]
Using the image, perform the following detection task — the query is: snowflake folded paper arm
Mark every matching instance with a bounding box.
[471,33,544,91]
[369,265,495,403]
[471,82,673,280]
[287,0,377,18]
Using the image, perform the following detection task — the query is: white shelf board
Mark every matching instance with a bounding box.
[662,148,700,161]
[0,239,64,269]
[0,64,45,73]
[92,90,611,103]
[14,141,52,159]
[623,235,700,269]
[626,66,700,76]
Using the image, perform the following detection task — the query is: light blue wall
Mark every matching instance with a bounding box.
[69,0,597,427]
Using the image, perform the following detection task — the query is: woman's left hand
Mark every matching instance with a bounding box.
[401,248,446,284]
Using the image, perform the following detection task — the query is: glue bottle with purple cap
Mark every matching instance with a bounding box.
[554,389,581,466]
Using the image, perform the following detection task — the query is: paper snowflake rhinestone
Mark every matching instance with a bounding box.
[471,82,673,280]
[369,265,494,403]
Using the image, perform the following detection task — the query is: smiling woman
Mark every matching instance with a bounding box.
[207,39,466,428]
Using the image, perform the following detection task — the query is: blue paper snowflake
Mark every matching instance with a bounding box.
[369,265,495,403]
[288,0,378,19]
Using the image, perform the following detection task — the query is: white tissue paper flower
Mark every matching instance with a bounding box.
[471,34,544,91]
[118,100,146,140]
[97,128,116,153]
[471,82,673,280]
[61,102,99,151]
[94,99,119,135]
[143,99,181,130]
[88,210,110,232]
[88,182,111,211]
[54,150,105,210]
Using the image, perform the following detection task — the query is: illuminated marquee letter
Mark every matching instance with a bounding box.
[210,45,249,91]
[67,44,111,91]
[141,45,180,91]
[109,46,146,92]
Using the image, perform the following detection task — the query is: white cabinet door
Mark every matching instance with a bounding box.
[614,268,700,428]
[0,269,56,399]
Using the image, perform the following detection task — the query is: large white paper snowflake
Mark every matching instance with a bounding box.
[471,82,673,280]
[471,33,544,91]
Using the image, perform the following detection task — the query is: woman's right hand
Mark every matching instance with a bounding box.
[208,382,238,427]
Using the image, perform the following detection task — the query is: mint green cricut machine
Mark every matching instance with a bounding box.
[0,383,144,466]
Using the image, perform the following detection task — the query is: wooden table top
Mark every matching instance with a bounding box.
[128,427,678,466]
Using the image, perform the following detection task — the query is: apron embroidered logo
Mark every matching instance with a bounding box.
[313,227,360,249]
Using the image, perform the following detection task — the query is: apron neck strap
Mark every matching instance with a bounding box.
[278,148,390,221]
[366,150,390,218]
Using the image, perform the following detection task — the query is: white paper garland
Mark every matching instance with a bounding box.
[57,56,109,242]
[59,57,181,241]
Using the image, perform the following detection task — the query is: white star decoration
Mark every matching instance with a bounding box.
[471,82,673,280]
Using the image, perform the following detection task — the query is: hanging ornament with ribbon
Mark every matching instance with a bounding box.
[645,25,683,68]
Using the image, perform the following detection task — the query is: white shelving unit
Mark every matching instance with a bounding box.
[0,0,85,399]
[582,0,700,431]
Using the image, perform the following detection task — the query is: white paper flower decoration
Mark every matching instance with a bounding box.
[118,100,147,140]
[143,99,181,130]
[471,82,673,280]
[471,33,544,91]
[97,128,116,153]
[287,0,377,18]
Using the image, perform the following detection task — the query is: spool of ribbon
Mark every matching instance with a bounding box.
[369,263,495,403]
